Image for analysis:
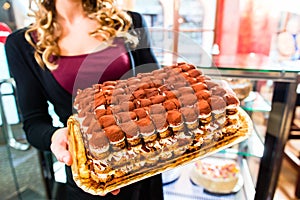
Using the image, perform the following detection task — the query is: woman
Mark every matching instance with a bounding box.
[5,0,163,199]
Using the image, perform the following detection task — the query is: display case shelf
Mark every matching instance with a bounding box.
[241,91,271,113]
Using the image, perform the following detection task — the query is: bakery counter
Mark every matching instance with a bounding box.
[197,53,300,200]
[162,154,255,200]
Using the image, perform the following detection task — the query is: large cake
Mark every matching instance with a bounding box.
[68,62,252,195]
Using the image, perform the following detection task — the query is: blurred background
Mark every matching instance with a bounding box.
[1,0,300,199]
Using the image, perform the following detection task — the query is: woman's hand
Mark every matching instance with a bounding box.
[50,127,120,196]
[50,127,72,166]
[109,189,120,195]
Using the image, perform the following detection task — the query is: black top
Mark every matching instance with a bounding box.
[5,11,163,200]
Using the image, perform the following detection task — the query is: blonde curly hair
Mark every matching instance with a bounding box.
[25,0,137,70]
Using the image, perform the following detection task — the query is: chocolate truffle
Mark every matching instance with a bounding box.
[95,108,107,119]
[112,88,125,96]
[197,100,211,116]
[145,88,159,98]
[89,131,110,159]
[110,105,122,114]
[86,118,102,136]
[180,107,199,130]
[186,77,198,84]
[180,107,198,123]
[134,108,148,119]
[172,81,187,89]
[163,99,180,111]
[82,112,96,127]
[179,94,198,107]
[187,69,202,78]
[178,87,194,95]
[136,118,157,143]
[149,104,166,115]
[205,80,219,90]
[211,86,227,97]
[114,94,133,104]
[132,89,145,99]
[157,72,168,80]
[136,118,155,134]
[120,101,135,112]
[99,115,117,128]
[134,99,152,108]
[208,96,226,116]
[127,78,141,86]
[151,114,168,130]
[119,121,139,138]
[104,125,125,148]
[151,114,171,138]
[150,95,166,104]
[115,111,137,123]
[167,110,183,127]
[196,100,212,124]
[223,94,240,115]
[178,63,196,72]
[196,75,211,83]
[195,90,211,100]
[163,90,179,100]
[93,95,106,109]
[192,82,208,92]
[119,121,141,146]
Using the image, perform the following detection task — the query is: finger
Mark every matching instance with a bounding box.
[51,143,72,165]
[111,189,120,195]
[50,130,73,165]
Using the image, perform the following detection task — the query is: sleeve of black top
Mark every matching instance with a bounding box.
[5,29,59,151]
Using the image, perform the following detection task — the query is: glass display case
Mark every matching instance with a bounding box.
[159,53,300,200]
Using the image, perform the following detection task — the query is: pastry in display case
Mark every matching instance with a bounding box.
[190,157,243,194]
[226,79,252,101]
[67,62,253,195]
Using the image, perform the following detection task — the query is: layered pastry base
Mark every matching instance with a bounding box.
[68,62,252,195]
[190,157,240,193]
